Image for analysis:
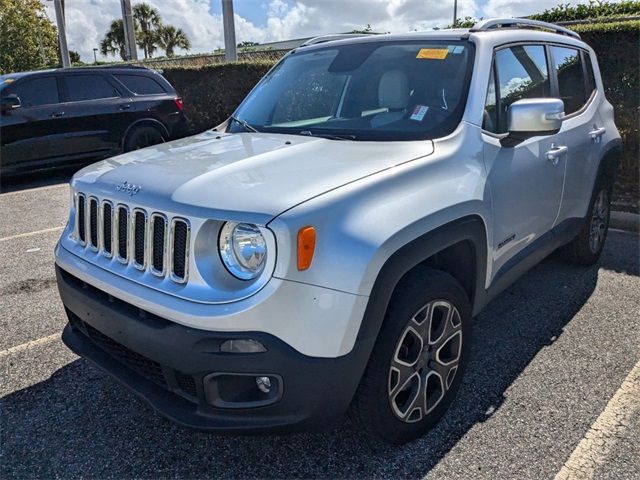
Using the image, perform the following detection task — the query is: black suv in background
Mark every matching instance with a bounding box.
[0,66,188,176]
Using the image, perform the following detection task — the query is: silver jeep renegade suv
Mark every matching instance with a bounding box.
[56,18,621,444]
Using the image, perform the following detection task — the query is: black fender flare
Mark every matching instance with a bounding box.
[355,214,488,348]
[596,139,623,188]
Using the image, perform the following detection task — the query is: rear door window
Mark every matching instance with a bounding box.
[114,74,166,95]
[65,75,119,102]
[484,44,550,133]
[550,46,588,115]
[8,77,60,107]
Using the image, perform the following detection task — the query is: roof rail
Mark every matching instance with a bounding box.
[301,33,373,47]
[470,18,581,39]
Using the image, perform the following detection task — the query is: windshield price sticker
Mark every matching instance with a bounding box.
[416,48,449,60]
[410,105,429,121]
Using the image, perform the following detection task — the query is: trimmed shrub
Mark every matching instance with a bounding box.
[530,0,640,22]
[162,61,275,132]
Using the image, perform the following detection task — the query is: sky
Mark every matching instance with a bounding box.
[40,0,614,62]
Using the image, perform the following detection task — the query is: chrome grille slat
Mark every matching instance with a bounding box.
[102,201,114,257]
[74,192,189,284]
[117,205,129,262]
[170,218,189,283]
[132,209,147,270]
[89,197,99,250]
[150,214,167,276]
[76,194,86,245]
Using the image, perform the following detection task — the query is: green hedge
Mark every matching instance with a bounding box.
[163,21,639,212]
[530,0,640,22]
[162,61,275,133]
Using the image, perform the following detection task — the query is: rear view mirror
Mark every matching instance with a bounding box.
[1,94,21,112]
[501,98,564,147]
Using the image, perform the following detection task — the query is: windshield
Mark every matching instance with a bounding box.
[230,40,474,141]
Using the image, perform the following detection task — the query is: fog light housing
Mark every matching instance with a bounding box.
[220,338,267,353]
[256,376,271,393]
[203,373,282,409]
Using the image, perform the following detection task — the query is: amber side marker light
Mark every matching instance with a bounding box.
[297,226,316,271]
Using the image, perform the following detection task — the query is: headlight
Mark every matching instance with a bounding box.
[219,222,267,280]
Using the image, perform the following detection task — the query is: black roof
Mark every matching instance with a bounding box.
[1,64,152,81]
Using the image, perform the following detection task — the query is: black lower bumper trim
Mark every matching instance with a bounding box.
[56,265,373,432]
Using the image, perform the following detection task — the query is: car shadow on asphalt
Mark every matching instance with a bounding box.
[0,165,83,194]
[2,231,638,479]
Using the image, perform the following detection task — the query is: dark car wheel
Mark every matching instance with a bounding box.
[559,177,611,265]
[124,126,166,152]
[349,266,471,444]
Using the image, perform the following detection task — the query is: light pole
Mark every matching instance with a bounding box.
[222,0,238,62]
[120,0,138,61]
[453,0,458,27]
[93,48,99,64]
[52,0,70,67]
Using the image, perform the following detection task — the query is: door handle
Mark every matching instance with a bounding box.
[119,104,132,111]
[589,126,606,143]
[50,111,65,118]
[546,144,568,165]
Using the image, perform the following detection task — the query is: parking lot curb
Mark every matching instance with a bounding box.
[610,211,640,233]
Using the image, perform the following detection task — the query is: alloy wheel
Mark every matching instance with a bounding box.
[388,300,462,423]
[589,189,609,254]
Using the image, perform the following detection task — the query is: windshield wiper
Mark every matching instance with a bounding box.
[229,115,259,133]
[298,130,356,141]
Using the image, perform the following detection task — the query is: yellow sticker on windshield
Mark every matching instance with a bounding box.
[416,48,448,60]
[3,78,15,83]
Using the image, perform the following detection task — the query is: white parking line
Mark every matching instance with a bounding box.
[0,333,60,360]
[0,226,65,243]
[0,183,68,197]
[555,359,640,480]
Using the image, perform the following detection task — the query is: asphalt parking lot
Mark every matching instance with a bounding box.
[1,172,638,479]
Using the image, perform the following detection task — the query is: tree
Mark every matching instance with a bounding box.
[133,2,161,59]
[100,19,128,60]
[0,0,59,74]
[158,25,191,57]
[69,50,82,64]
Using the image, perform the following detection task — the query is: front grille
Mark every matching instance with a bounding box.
[175,371,198,398]
[89,198,99,249]
[77,194,86,243]
[84,321,167,388]
[133,210,147,268]
[102,202,113,255]
[117,206,129,261]
[151,215,166,274]
[74,192,190,283]
[171,219,189,281]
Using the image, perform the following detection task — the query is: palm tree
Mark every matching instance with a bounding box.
[133,2,161,59]
[158,25,191,57]
[100,19,127,60]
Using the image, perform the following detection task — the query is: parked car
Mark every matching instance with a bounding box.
[55,19,621,444]
[0,66,188,176]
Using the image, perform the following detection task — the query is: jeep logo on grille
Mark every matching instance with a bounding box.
[116,181,141,196]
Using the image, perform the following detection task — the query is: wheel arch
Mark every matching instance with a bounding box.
[355,215,488,349]
[596,140,623,188]
[121,118,170,150]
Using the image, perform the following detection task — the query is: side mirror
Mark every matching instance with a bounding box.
[1,94,21,112]
[500,98,564,147]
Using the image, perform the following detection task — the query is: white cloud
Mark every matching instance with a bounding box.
[40,0,622,63]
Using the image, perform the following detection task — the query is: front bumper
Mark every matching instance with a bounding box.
[57,266,374,432]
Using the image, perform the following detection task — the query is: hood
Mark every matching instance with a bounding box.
[73,130,434,222]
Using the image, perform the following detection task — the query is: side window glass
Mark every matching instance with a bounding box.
[583,52,596,98]
[483,65,498,133]
[9,77,59,107]
[66,75,119,102]
[551,46,587,115]
[494,45,550,133]
[114,74,166,95]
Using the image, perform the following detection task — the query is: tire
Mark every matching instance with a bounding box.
[123,126,166,152]
[558,177,612,265]
[349,266,472,444]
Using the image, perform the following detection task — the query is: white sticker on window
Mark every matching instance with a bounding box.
[410,105,429,121]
